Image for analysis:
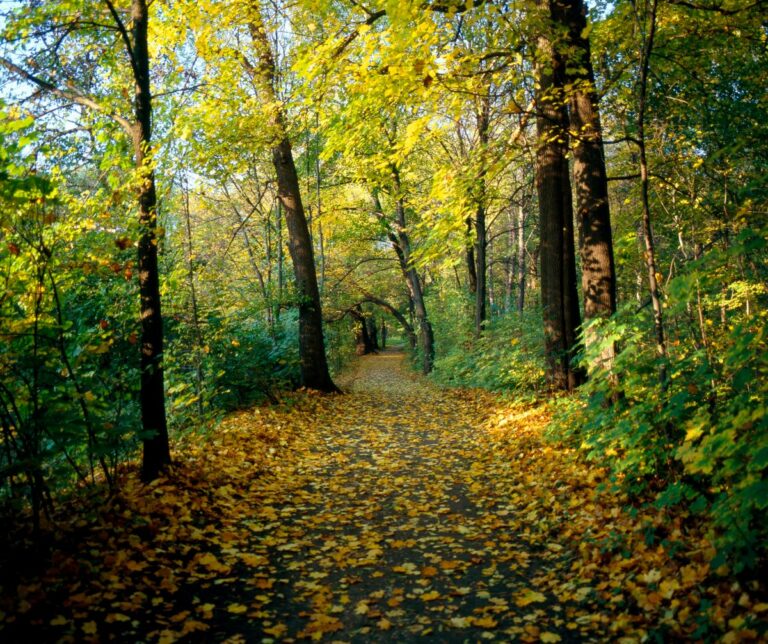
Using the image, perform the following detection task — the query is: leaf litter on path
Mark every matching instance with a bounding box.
[1,350,766,642]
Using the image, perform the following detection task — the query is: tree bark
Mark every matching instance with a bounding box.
[372,190,431,364]
[517,203,527,313]
[534,3,585,391]
[391,172,434,374]
[466,216,477,294]
[635,0,668,387]
[247,2,338,392]
[474,96,490,337]
[131,0,171,481]
[558,0,618,374]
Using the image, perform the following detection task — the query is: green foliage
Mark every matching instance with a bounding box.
[549,227,768,571]
[431,302,547,393]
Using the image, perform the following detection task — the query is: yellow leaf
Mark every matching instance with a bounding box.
[541,633,562,643]
[449,616,470,628]
[263,623,288,637]
[471,616,497,628]
[106,613,131,623]
[377,618,392,631]
[354,600,369,615]
[227,603,247,614]
[50,615,68,626]
[180,619,209,635]
[421,590,440,601]
[514,589,547,607]
[82,621,98,635]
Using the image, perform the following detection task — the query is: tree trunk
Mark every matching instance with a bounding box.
[373,189,432,368]
[559,0,618,373]
[473,96,490,337]
[380,320,387,349]
[132,0,171,481]
[367,314,379,351]
[248,3,337,392]
[466,216,477,294]
[392,173,434,374]
[517,203,527,313]
[181,177,205,415]
[534,5,585,391]
[635,0,667,387]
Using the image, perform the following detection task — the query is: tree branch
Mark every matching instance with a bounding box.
[102,0,139,78]
[0,57,133,134]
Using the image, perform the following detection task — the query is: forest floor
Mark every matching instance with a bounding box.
[1,349,766,642]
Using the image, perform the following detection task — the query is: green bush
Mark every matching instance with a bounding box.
[549,226,768,571]
[431,308,547,393]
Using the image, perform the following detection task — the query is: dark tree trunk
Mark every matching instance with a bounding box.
[534,5,585,391]
[248,3,338,392]
[132,0,171,481]
[557,0,618,374]
[352,306,374,355]
[561,0,617,321]
[474,96,490,337]
[367,315,379,351]
[466,216,477,294]
[272,139,338,390]
[380,320,387,349]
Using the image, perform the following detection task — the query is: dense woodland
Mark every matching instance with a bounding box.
[0,0,767,638]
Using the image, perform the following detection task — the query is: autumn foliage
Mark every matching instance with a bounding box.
[2,353,766,641]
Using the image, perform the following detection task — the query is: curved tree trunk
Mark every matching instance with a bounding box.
[247,2,338,392]
[392,179,434,374]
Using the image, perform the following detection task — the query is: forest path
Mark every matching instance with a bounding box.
[241,349,567,642]
[1,350,740,642]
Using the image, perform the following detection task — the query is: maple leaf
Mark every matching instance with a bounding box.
[374,617,391,630]
[227,603,247,614]
[421,590,440,601]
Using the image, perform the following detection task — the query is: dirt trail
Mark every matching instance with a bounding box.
[222,350,570,642]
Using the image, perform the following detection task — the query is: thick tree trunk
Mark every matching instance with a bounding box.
[558,0,618,374]
[352,306,375,354]
[534,10,585,391]
[562,0,617,320]
[132,0,171,481]
[248,4,337,392]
